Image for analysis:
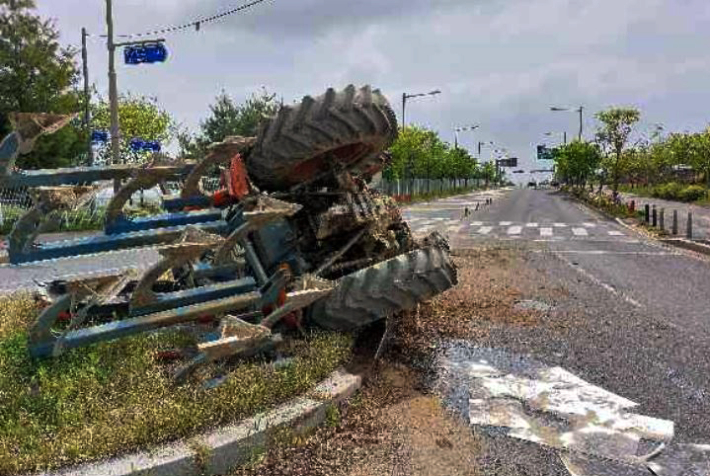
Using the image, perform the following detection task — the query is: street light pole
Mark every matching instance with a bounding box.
[81,27,93,165]
[106,0,120,170]
[551,106,584,141]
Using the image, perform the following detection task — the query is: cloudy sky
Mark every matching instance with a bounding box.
[38,0,710,182]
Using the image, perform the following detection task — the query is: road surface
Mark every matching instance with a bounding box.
[404,188,710,475]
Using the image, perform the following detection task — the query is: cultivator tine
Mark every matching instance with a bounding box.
[180,136,256,200]
[52,272,135,357]
[129,227,223,310]
[174,315,274,382]
[29,270,136,358]
[261,275,333,328]
[0,113,76,175]
[105,165,190,226]
[9,186,97,256]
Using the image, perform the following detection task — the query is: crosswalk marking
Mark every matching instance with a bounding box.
[572,227,588,236]
[554,223,567,227]
[507,226,523,235]
[526,223,538,227]
[478,226,493,235]
[540,227,553,237]
[499,221,512,226]
[608,230,624,236]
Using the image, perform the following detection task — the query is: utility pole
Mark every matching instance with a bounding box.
[564,131,567,145]
[402,93,407,129]
[106,0,120,171]
[81,27,93,165]
[578,106,584,141]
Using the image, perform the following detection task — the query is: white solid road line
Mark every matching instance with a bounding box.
[526,222,539,227]
[499,221,513,226]
[540,227,553,237]
[508,226,523,235]
[555,253,642,308]
[478,226,493,235]
[572,227,588,236]
[608,230,624,236]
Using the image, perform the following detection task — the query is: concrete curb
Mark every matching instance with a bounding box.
[44,369,361,476]
[659,238,710,256]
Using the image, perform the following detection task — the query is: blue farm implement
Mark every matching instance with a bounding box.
[0,85,457,380]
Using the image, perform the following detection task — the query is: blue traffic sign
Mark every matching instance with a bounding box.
[129,138,161,153]
[91,130,109,144]
[124,42,168,65]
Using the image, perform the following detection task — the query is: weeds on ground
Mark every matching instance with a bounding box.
[0,293,352,474]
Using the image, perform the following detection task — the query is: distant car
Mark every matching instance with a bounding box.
[527,181,537,188]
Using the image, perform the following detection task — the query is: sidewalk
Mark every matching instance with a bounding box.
[615,189,710,239]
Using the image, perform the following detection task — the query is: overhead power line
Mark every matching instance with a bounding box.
[92,0,271,39]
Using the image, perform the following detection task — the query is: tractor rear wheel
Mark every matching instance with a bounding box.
[246,85,397,191]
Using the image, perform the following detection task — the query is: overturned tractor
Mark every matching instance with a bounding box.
[0,85,457,377]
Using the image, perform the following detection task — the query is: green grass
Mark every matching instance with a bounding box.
[0,203,166,236]
[0,293,352,474]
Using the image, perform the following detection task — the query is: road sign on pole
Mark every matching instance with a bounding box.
[537,145,553,161]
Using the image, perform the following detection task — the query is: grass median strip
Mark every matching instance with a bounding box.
[0,293,352,475]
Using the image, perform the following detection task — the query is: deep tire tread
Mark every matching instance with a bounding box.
[310,246,457,331]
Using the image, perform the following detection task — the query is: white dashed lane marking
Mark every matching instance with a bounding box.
[608,230,624,236]
[526,222,538,227]
[554,223,567,227]
[583,222,597,228]
[499,221,513,226]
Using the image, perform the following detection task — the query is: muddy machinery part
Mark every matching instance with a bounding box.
[0,85,456,371]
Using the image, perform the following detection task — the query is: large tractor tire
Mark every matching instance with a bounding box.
[246,85,398,191]
[309,246,457,331]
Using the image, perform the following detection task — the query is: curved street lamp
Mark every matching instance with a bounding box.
[402,89,441,128]
[551,106,584,141]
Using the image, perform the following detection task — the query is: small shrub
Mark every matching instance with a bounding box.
[678,185,706,202]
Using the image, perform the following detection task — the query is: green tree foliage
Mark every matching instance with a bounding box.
[178,89,279,159]
[384,126,479,182]
[595,107,641,193]
[552,141,601,186]
[92,94,174,165]
[0,0,85,169]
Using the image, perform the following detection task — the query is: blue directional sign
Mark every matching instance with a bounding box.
[91,130,109,144]
[124,42,168,65]
[129,138,161,153]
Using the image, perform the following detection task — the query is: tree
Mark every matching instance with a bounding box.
[552,141,601,187]
[0,0,84,168]
[595,107,641,195]
[179,89,279,159]
[92,94,174,165]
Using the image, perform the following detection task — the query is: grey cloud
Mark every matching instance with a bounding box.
[35,0,710,182]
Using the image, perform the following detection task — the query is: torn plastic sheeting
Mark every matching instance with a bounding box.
[467,362,675,464]
[647,443,710,475]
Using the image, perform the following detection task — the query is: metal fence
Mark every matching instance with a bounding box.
[373,178,483,198]
[0,176,223,234]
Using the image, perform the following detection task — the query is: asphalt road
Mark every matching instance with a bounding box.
[404,188,710,475]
